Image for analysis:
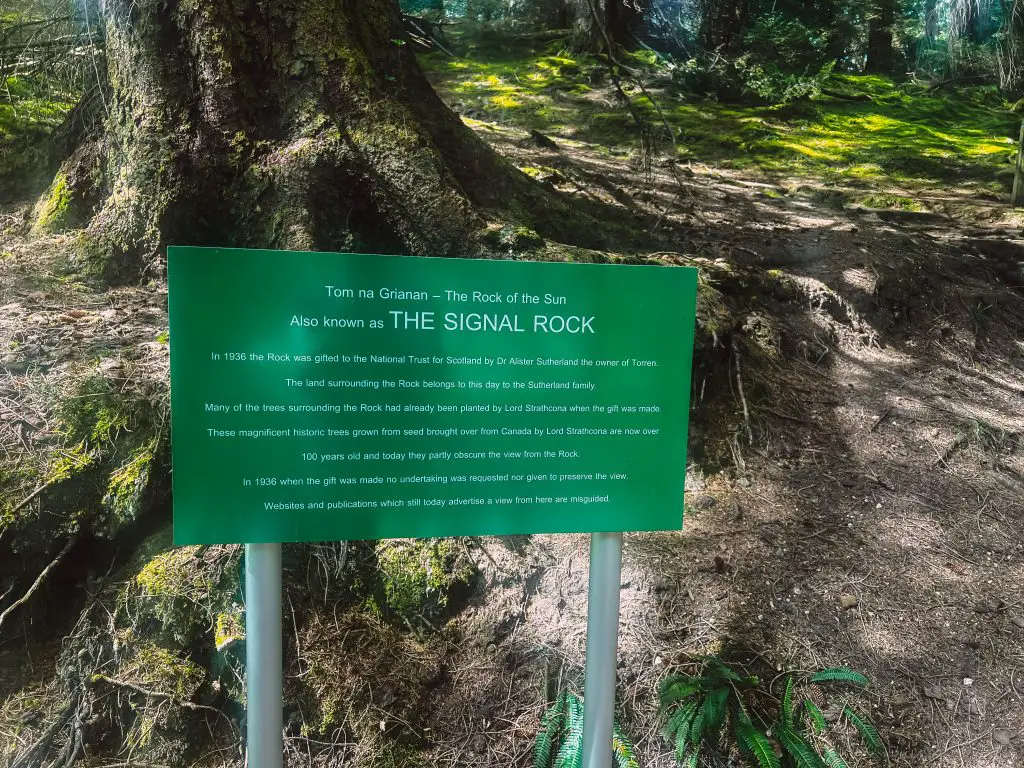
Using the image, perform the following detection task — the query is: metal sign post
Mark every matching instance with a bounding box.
[244,543,283,768]
[581,531,624,768]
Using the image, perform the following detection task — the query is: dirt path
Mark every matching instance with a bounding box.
[410,123,1024,768]
[1,117,1023,767]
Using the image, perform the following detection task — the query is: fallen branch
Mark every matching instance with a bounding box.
[753,405,811,425]
[819,88,871,102]
[0,536,75,633]
[869,404,894,432]
[91,674,229,720]
[93,675,210,712]
[9,704,75,768]
[8,482,50,517]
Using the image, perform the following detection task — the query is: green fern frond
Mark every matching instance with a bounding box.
[534,729,555,768]
[705,657,746,682]
[823,747,850,768]
[842,705,882,755]
[809,668,869,688]
[701,685,729,743]
[658,679,704,709]
[548,692,584,768]
[774,723,827,768]
[803,700,827,734]
[734,717,781,768]
[537,690,641,768]
[535,691,571,768]
[781,677,795,727]
[688,709,705,746]
[671,701,701,760]
[659,674,699,696]
[612,722,639,768]
[680,747,700,768]
[663,698,699,742]
[554,724,583,767]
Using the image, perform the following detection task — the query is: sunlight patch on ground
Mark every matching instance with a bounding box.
[424,46,1018,200]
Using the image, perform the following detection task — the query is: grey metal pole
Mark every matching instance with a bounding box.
[245,543,283,768]
[581,531,623,768]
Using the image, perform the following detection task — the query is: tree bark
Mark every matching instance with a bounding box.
[61,0,571,281]
[570,0,607,52]
[999,0,1024,94]
[605,0,645,47]
[865,0,896,73]
[569,0,642,52]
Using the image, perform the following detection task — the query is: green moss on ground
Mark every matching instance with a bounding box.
[128,537,241,648]
[422,45,1018,197]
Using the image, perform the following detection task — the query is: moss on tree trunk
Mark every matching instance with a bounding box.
[65,0,575,281]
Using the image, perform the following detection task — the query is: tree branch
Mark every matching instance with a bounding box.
[0,536,75,634]
[91,675,234,724]
[8,482,50,517]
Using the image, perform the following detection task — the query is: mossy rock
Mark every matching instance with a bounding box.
[373,538,476,622]
[90,641,208,761]
[97,641,207,700]
[480,223,544,251]
[127,539,241,647]
[32,172,74,234]
[1,370,168,556]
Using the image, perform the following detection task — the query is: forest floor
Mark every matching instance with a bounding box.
[1,35,1024,768]
[415,40,1024,768]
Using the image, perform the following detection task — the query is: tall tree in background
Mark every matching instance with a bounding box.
[47,0,591,281]
[816,0,858,61]
[569,0,646,51]
[998,0,1024,92]
[918,0,941,64]
[866,0,897,72]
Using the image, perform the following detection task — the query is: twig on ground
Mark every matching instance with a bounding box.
[9,704,75,768]
[927,729,992,763]
[753,405,810,425]
[732,338,753,445]
[0,536,74,633]
[870,404,894,431]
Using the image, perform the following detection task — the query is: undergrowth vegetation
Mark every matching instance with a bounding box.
[658,657,882,768]
[0,75,76,199]
[422,42,1019,196]
[533,689,639,768]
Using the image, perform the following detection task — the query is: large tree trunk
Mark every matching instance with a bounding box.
[815,0,852,61]
[998,0,1024,94]
[865,0,896,73]
[605,0,645,47]
[62,0,565,281]
[569,0,607,52]
[569,0,642,52]
[915,0,940,70]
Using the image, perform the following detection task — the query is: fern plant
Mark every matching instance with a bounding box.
[658,658,883,768]
[534,689,639,768]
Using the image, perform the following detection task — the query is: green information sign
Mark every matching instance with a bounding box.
[168,247,697,544]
